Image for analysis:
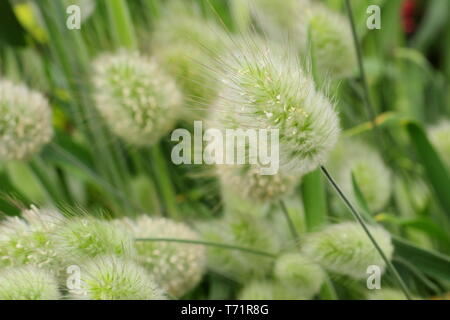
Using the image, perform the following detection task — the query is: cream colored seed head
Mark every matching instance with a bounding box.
[92,51,182,145]
[0,79,53,161]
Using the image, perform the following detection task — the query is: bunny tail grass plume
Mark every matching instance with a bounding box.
[152,0,227,113]
[251,0,356,78]
[328,139,392,212]
[217,164,301,203]
[198,213,279,281]
[0,266,60,300]
[118,216,206,297]
[0,79,53,161]
[274,253,325,298]
[210,40,340,176]
[92,51,182,145]
[0,205,62,272]
[238,280,305,300]
[52,216,134,261]
[72,256,165,300]
[428,120,450,169]
[301,222,394,279]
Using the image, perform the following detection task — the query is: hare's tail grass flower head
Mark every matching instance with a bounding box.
[0,265,60,300]
[428,120,450,169]
[210,40,340,175]
[328,139,392,212]
[92,51,182,146]
[251,0,356,79]
[151,0,228,112]
[72,256,165,300]
[301,222,394,279]
[0,79,53,161]
[217,164,301,203]
[117,216,206,297]
[52,215,135,262]
[238,280,306,300]
[198,213,279,281]
[0,205,62,271]
[274,253,325,298]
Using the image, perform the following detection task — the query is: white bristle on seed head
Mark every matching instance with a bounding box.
[274,253,325,298]
[92,51,182,145]
[0,265,60,300]
[117,216,206,297]
[428,120,450,169]
[73,256,165,300]
[301,222,394,279]
[0,79,53,161]
[209,42,340,176]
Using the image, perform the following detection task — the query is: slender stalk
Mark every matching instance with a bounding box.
[135,238,276,258]
[301,169,328,230]
[320,165,412,300]
[278,199,300,242]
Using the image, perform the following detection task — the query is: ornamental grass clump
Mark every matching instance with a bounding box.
[92,51,182,145]
[301,222,394,279]
[0,266,60,300]
[210,41,340,176]
[328,139,392,212]
[428,120,450,169]
[274,253,325,298]
[118,216,206,297]
[0,206,62,272]
[72,256,165,300]
[52,216,134,261]
[0,79,53,161]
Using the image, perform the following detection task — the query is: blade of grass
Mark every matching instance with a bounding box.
[278,199,300,241]
[406,122,450,217]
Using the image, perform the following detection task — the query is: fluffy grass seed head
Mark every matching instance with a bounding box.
[198,213,279,281]
[251,0,356,78]
[0,79,53,161]
[303,4,357,78]
[274,253,325,298]
[217,164,301,203]
[238,280,306,300]
[118,216,206,297]
[0,265,60,300]
[73,256,165,300]
[301,222,394,279]
[428,120,450,169]
[92,51,182,145]
[52,216,134,262]
[152,0,227,110]
[328,139,392,212]
[210,42,340,176]
[0,205,62,272]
